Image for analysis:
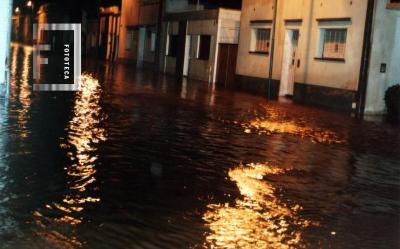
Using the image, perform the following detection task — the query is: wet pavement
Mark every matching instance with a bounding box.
[0,44,399,249]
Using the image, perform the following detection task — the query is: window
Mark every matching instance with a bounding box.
[168,35,178,57]
[256,29,271,52]
[198,35,211,60]
[250,28,271,54]
[126,30,133,50]
[322,29,347,59]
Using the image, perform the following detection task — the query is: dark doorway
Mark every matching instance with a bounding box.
[217,43,238,87]
[175,21,187,77]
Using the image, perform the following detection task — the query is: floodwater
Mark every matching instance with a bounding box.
[0,44,399,249]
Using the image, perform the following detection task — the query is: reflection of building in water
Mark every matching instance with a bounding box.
[203,163,318,249]
[33,74,106,248]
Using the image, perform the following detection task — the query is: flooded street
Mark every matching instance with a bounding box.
[0,44,399,249]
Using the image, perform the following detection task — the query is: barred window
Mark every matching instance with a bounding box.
[322,29,347,59]
[255,28,271,53]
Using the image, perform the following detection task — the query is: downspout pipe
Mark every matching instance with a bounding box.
[268,0,278,99]
[356,0,375,118]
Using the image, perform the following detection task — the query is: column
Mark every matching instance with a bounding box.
[0,0,13,89]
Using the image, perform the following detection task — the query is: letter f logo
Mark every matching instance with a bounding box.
[32,24,50,80]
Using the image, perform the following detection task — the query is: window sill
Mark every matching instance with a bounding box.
[249,51,269,56]
[314,57,345,62]
[387,3,400,10]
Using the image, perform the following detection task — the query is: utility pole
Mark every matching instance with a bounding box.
[0,0,13,92]
[267,0,278,99]
[356,0,375,118]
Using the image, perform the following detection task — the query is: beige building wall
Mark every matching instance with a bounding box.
[236,0,274,79]
[118,0,140,61]
[237,0,368,92]
[187,19,218,82]
[119,0,160,65]
[140,1,160,25]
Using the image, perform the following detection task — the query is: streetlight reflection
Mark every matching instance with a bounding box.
[203,163,319,249]
[33,74,106,247]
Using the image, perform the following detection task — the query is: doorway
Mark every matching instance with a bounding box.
[280,29,300,96]
[217,43,238,87]
[175,21,187,77]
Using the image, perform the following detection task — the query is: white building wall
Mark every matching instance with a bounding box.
[163,9,241,83]
[365,1,400,114]
[0,0,13,88]
[218,9,241,44]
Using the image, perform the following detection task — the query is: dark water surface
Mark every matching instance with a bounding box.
[0,44,399,249]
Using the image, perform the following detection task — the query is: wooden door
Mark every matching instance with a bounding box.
[217,43,238,87]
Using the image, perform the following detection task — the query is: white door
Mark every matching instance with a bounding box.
[280,29,299,96]
[183,35,191,76]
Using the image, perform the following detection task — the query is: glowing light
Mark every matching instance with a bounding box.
[203,163,319,249]
[15,7,20,13]
[26,1,32,7]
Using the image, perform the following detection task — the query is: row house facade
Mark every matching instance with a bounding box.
[235,0,400,114]
[118,0,161,68]
[160,0,241,83]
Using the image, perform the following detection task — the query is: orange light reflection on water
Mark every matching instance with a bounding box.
[33,74,106,248]
[243,118,346,145]
[203,163,319,249]
[17,45,33,139]
[59,73,105,219]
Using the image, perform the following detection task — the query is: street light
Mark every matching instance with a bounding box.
[26,1,32,7]
[15,7,20,13]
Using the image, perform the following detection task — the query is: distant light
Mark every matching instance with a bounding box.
[15,7,20,13]
[26,1,32,7]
